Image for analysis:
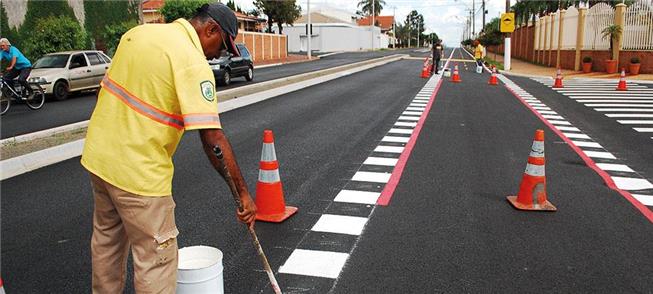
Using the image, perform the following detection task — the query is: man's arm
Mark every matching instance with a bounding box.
[6,56,16,71]
[199,128,256,226]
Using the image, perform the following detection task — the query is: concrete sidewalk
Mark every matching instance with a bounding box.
[486,52,653,81]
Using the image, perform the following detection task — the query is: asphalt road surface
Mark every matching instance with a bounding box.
[3,48,650,293]
[0,49,416,139]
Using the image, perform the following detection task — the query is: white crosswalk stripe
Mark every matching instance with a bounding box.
[533,78,653,141]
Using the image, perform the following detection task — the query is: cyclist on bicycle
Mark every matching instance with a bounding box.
[0,38,33,97]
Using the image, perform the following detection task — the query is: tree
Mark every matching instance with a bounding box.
[23,16,88,61]
[160,0,210,22]
[254,0,301,34]
[601,24,622,58]
[479,17,502,59]
[357,0,386,17]
[404,10,424,46]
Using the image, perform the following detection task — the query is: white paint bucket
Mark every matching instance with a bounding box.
[177,246,224,294]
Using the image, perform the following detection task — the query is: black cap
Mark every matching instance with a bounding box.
[198,2,240,57]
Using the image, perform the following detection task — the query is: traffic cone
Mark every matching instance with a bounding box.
[0,277,5,294]
[255,130,298,222]
[507,130,557,211]
[451,64,461,83]
[488,66,498,85]
[616,68,628,91]
[553,68,563,88]
[421,65,431,78]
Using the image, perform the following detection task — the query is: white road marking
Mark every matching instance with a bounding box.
[585,104,653,107]
[538,110,558,114]
[395,122,417,127]
[583,151,616,159]
[352,171,391,183]
[363,157,399,166]
[333,189,381,204]
[279,249,349,279]
[572,141,603,148]
[617,120,653,124]
[564,132,591,139]
[579,100,653,103]
[382,136,410,143]
[634,128,653,132]
[611,177,653,191]
[532,106,552,110]
[398,116,420,121]
[549,120,572,125]
[605,114,653,118]
[595,108,653,112]
[595,163,634,172]
[402,111,423,116]
[568,94,653,97]
[632,194,653,206]
[311,214,368,235]
[374,146,404,153]
[542,114,565,120]
[554,126,581,132]
[406,107,425,111]
[388,128,414,134]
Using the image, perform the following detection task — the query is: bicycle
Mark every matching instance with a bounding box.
[0,74,45,115]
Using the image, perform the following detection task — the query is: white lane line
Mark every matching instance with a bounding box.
[558,90,653,93]
[538,110,558,114]
[563,132,591,139]
[395,122,417,127]
[595,108,653,112]
[533,106,552,110]
[382,136,410,143]
[611,177,653,191]
[554,126,581,132]
[279,249,349,279]
[402,111,423,116]
[617,120,653,124]
[374,146,404,153]
[549,120,572,125]
[606,114,653,118]
[578,100,653,103]
[634,128,653,132]
[363,157,399,166]
[595,163,635,172]
[334,189,381,204]
[397,116,420,121]
[542,114,565,120]
[585,104,653,107]
[406,107,425,111]
[572,141,603,148]
[583,151,616,159]
[311,214,368,235]
[413,99,429,102]
[409,103,428,107]
[352,171,391,183]
[568,94,653,97]
[632,194,653,206]
[529,103,546,106]
[388,128,414,134]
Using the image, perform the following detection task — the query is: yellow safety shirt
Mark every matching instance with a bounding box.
[475,44,485,59]
[81,19,221,196]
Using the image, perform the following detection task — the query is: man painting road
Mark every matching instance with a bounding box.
[474,39,485,68]
[80,2,255,293]
[432,40,444,74]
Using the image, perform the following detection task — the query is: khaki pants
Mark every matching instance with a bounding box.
[90,173,179,293]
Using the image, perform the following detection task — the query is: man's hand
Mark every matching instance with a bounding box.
[238,191,256,227]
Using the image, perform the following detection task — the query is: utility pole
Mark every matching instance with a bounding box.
[393,6,396,48]
[372,0,375,50]
[417,18,420,47]
[408,14,411,48]
[469,9,473,39]
[307,0,311,59]
[472,0,475,36]
[482,0,486,32]
[504,0,511,70]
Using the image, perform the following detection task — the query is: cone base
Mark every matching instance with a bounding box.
[256,206,298,223]
[489,81,498,85]
[616,88,627,91]
[506,196,557,211]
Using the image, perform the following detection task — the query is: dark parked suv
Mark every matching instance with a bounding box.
[209,44,253,86]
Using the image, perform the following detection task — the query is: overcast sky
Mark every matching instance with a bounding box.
[233,0,508,46]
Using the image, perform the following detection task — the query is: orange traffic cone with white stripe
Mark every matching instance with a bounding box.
[488,66,498,85]
[616,68,628,91]
[553,68,563,88]
[421,64,431,78]
[255,130,298,222]
[507,130,557,211]
[451,64,461,83]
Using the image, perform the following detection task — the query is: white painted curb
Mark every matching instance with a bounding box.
[1,121,89,146]
[1,139,85,180]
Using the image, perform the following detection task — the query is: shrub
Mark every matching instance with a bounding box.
[22,16,88,61]
[103,21,138,57]
[630,56,640,64]
[160,0,211,23]
[582,56,592,63]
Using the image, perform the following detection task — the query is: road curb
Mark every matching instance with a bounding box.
[1,139,85,180]
[1,121,89,147]
[0,54,406,180]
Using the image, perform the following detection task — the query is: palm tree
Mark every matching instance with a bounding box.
[357,0,386,17]
[601,24,623,58]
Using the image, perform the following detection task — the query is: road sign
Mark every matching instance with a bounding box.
[500,13,515,33]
